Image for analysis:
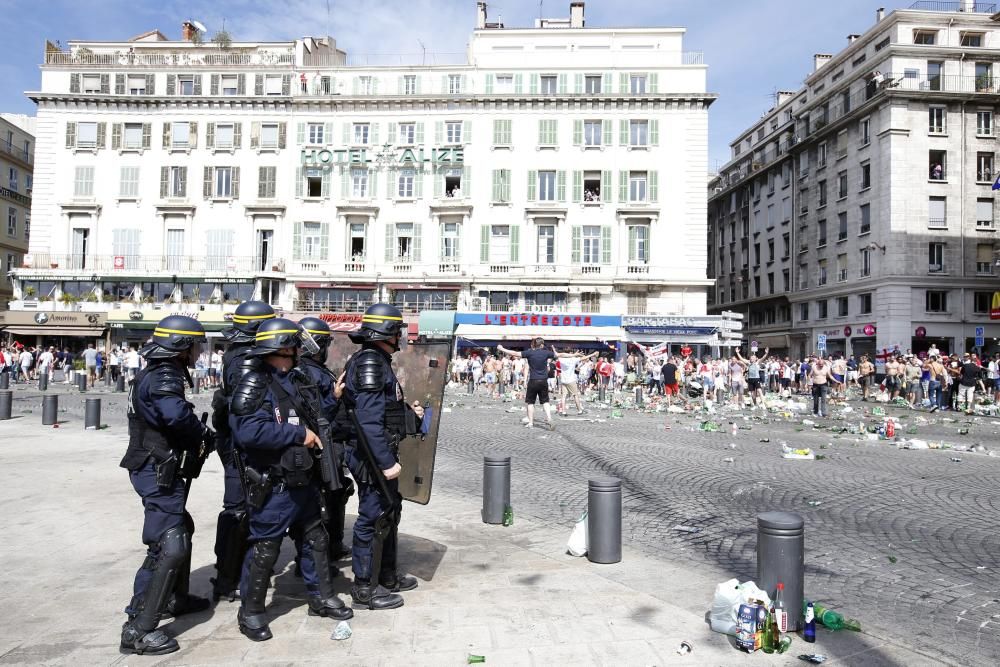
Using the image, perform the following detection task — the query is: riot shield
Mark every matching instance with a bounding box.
[324,332,450,505]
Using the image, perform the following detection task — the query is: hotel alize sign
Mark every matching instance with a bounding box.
[301,142,464,171]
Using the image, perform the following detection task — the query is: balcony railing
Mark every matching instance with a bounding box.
[23,253,258,273]
[908,1,996,12]
[294,299,373,313]
[0,140,32,164]
[45,49,294,68]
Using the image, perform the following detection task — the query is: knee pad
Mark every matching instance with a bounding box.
[160,525,191,568]
[303,519,329,554]
[250,539,282,572]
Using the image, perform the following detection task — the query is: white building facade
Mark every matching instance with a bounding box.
[709,2,1000,362]
[8,2,713,344]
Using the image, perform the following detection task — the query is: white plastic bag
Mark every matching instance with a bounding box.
[709,578,741,635]
[566,511,588,557]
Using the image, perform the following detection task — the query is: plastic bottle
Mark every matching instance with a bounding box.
[803,601,816,643]
[774,583,787,632]
[813,603,861,631]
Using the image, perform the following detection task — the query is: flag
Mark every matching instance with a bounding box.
[992,173,1000,190]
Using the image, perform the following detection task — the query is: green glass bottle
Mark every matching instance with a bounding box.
[502,505,514,526]
[761,610,776,653]
[813,604,861,631]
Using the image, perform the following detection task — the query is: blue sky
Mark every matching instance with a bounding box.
[1,0,885,167]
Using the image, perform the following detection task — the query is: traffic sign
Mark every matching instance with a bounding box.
[975,326,985,337]
[817,334,827,351]
[750,339,758,352]
[976,336,985,347]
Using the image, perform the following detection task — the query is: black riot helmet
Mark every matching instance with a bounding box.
[140,315,207,360]
[247,318,302,357]
[349,303,405,347]
[298,316,332,362]
[223,300,276,343]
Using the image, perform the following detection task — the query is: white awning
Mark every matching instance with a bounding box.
[454,324,624,342]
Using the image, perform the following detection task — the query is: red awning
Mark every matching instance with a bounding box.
[295,282,377,289]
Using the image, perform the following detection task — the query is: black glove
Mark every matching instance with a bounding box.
[202,426,217,454]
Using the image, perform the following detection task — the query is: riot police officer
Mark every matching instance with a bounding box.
[119,315,214,655]
[230,318,353,642]
[211,301,275,601]
[297,317,354,563]
[343,303,419,610]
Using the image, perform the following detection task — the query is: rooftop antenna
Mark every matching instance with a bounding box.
[326,0,332,37]
[539,0,544,20]
[417,38,426,65]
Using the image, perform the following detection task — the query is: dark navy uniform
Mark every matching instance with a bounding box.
[119,315,212,656]
[229,318,351,642]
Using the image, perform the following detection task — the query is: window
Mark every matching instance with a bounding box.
[221,75,238,95]
[493,119,512,147]
[837,296,849,317]
[6,207,15,237]
[353,123,370,145]
[627,291,647,315]
[308,123,324,145]
[753,243,761,266]
[860,163,871,190]
[926,290,948,312]
[264,75,283,95]
[927,61,943,91]
[443,121,463,145]
[215,123,235,149]
[782,268,790,291]
[305,168,323,198]
[538,119,557,146]
[583,170,602,202]
[127,75,146,95]
[397,168,415,198]
[260,123,278,149]
[782,232,790,258]
[836,253,848,281]
[962,32,984,47]
[82,74,102,93]
[974,291,992,314]
[171,122,190,148]
[767,239,775,262]
[494,74,513,94]
[582,225,601,264]
[837,212,848,241]
[818,142,827,167]
[860,247,871,277]
[538,171,557,201]
[359,76,376,95]
[77,122,98,148]
[928,242,945,272]
[215,166,233,198]
[74,166,94,197]
[629,224,649,263]
[439,222,459,261]
[351,168,368,198]
[629,120,648,147]
[860,117,871,146]
[976,62,993,91]
[492,169,511,203]
[799,303,809,321]
[818,180,827,207]
[178,75,195,95]
[7,167,16,191]
[629,171,648,202]
[977,152,994,182]
[818,258,828,285]
[581,292,600,312]
[490,225,511,263]
[403,75,416,95]
[585,75,602,94]
[537,225,555,263]
[301,222,323,260]
[817,300,828,319]
[584,120,602,146]
[977,111,993,136]
[258,166,276,199]
[976,243,994,274]
[914,30,936,45]
[444,168,462,197]
[860,203,871,234]
[929,196,947,227]
[540,75,557,95]
[837,172,848,199]
[348,223,367,260]
[630,74,647,94]
[119,166,139,198]
[928,107,945,134]
[448,74,463,95]
[122,123,143,149]
[394,223,415,261]
[398,122,415,145]
[977,198,994,228]
[929,150,946,180]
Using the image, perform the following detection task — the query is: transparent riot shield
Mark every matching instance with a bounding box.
[324,332,450,505]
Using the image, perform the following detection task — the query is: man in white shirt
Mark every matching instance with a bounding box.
[18,348,33,383]
[125,346,141,384]
[557,349,598,415]
[37,347,55,378]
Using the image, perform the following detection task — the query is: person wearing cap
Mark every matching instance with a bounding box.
[209,300,276,602]
[341,303,420,610]
[958,352,982,413]
[230,318,353,641]
[118,315,214,656]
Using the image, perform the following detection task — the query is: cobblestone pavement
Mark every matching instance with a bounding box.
[434,387,1000,667]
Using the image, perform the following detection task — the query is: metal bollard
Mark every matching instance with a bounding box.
[498,380,506,396]
[482,454,511,524]
[38,372,49,391]
[116,374,126,393]
[84,398,101,429]
[598,383,606,403]
[635,386,643,406]
[0,390,12,420]
[78,373,88,392]
[193,375,201,394]
[757,511,805,632]
[104,371,111,387]
[0,371,9,390]
[42,394,58,425]
[587,476,622,564]
[468,377,475,395]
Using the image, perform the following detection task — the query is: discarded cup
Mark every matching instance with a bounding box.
[798,655,828,664]
[331,620,352,641]
[676,641,693,655]
[671,525,701,533]
[467,655,486,664]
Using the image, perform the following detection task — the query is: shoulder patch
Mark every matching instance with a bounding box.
[231,371,269,416]
[353,348,385,392]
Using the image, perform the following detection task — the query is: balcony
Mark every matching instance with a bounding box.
[575,265,603,275]
[0,139,33,165]
[908,1,995,12]
[45,48,294,68]
[438,262,461,273]
[294,299,372,313]
[345,261,367,273]
[22,253,257,274]
[626,264,650,274]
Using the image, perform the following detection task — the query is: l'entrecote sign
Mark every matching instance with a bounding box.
[301,145,464,170]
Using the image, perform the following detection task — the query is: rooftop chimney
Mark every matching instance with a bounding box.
[477,2,487,29]
[813,54,832,73]
[876,7,885,22]
[181,21,197,41]
[570,2,585,28]
[848,34,861,45]
[776,91,796,107]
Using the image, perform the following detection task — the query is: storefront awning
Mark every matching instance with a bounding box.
[753,334,791,348]
[3,326,106,336]
[454,324,623,342]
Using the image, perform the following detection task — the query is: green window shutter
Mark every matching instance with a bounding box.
[619,119,628,146]
[514,73,523,94]
[115,73,125,95]
[385,224,395,262]
[324,122,334,143]
[416,122,425,144]
[371,122,379,146]
[412,223,422,262]
[460,74,467,92]
[649,72,659,94]
[440,74,448,93]
[602,170,611,200]
[537,120,545,145]
[254,74,264,96]
[352,77,359,95]
[650,119,659,147]
[293,222,302,260]
[369,171,378,199]
[160,166,168,198]
[628,226,638,262]
[96,122,106,148]
[189,122,198,148]
[342,122,351,145]
[434,167,444,198]
[232,166,240,199]
[65,122,76,148]
[527,170,537,201]
[463,119,472,144]
[501,169,511,202]
[530,74,539,95]
[278,122,286,148]
[573,120,582,146]
[571,226,582,263]
[388,122,397,144]
[649,170,659,203]
[574,73,583,94]
[485,74,494,94]
[193,74,202,95]
[550,120,558,144]
[210,74,220,95]
[111,123,122,150]
[341,170,349,198]
[250,122,260,149]
[572,171,583,203]
[618,171,628,202]
[557,170,566,202]
[372,77,380,95]
[435,121,443,144]
[203,166,213,198]
[492,169,501,202]
[601,226,612,264]
[480,225,490,262]
[386,169,394,199]
[295,167,303,198]
[414,75,421,94]
[493,120,502,146]
[321,169,331,198]
[70,73,80,94]
[602,72,612,93]
[319,223,329,260]
[397,75,404,95]
[463,165,471,196]
[619,72,629,94]
[510,225,520,263]
[603,119,612,146]
[415,170,424,198]
[233,123,242,149]
[206,122,215,149]
[558,73,567,94]
[504,120,512,144]
[161,122,171,148]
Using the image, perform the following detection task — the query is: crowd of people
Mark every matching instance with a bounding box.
[0,341,147,387]
[449,343,1000,420]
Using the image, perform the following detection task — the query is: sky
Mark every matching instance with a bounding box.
[1,0,889,167]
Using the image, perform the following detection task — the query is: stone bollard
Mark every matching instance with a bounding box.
[116,374,126,393]
[587,477,622,564]
[757,511,805,631]
[85,398,101,430]
[78,373,88,392]
[635,386,644,406]
[0,389,12,420]
[42,394,58,425]
[0,370,9,390]
[482,454,511,524]
[38,372,49,391]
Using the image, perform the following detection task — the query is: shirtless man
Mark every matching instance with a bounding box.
[858,355,875,401]
[884,356,902,399]
[482,355,499,398]
[809,356,835,417]
[734,347,769,407]
[831,355,848,399]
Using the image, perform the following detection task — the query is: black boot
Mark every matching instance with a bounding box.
[165,593,211,617]
[238,607,273,642]
[238,539,280,642]
[308,595,354,620]
[211,577,238,602]
[381,572,418,592]
[351,582,404,610]
[120,621,178,656]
